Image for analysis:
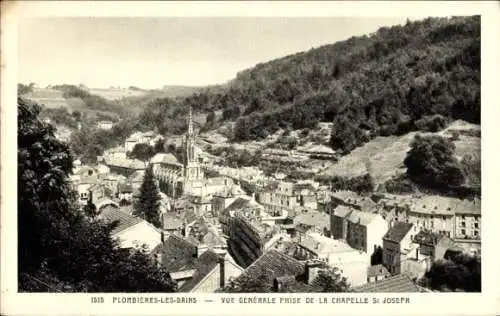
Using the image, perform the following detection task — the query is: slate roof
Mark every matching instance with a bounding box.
[346,210,380,226]
[410,196,459,216]
[99,206,143,235]
[299,233,354,255]
[236,250,305,287]
[293,211,329,231]
[178,250,220,292]
[383,222,414,243]
[333,205,354,218]
[225,197,262,213]
[367,264,391,278]
[155,235,199,272]
[454,198,481,215]
[352,274,421,292]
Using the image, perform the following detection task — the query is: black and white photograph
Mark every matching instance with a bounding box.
[5,3,498,315]
[14,12,483,296]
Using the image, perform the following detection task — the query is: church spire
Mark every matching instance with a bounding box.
[187,106,194,136]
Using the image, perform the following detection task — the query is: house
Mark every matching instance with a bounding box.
[189,195,213,217]
[293,210,330,238]
[99,206,162,253]
[117,182,134,203]
[226,213,277,268]
[297,232,371,287]
[382,222,415,275]
[153,235,244,292]
[211,185,246,217]
[367,264,391,283]
[104,157,146,177]
[352,274,423,293]
[228,250,321,292]
[97,120,113,130]
[406,195,458,238]
[412,230,459,263]
[330,190,376,210]
[330,205,388,256]
[453,197,481,240]
[257,181,317,218]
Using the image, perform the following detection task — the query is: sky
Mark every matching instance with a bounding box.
[18,17,413,89]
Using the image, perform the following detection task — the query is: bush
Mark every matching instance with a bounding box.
[414,115,448,132]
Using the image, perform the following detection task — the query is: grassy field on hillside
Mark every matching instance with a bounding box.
[25,88,85,110]
[320,120,480,185]
[89,88,148,100]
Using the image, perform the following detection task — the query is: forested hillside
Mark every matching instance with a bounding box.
[137,16,480,154]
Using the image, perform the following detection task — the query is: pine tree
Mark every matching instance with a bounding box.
[133,165,161,227]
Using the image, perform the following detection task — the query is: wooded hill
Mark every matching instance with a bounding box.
[136,16,479,154]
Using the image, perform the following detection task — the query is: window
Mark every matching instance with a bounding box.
[474,230,479,237]
[461,229,466,235]
[431,221,434,228]
[474,223,479,229]
[461,222,466,227]
[442,216,446,220]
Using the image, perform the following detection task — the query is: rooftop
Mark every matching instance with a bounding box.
[367,264,391,278]
[300,233,356,255]
[293,211,329,230]
[454,197,481,215]
[150,153,181,166]
[383,222,414,243]
[235,250,305,290]
[352,274,421,293]
[178,250,221,292]
[410,195,461,216]
[99,206,143,235]
[346,209,381,226]
[154,235,199,272]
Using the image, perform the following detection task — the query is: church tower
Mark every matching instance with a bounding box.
[183,107,204,186]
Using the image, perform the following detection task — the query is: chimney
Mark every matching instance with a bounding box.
[273,277,283,292]
[218,254,226,289]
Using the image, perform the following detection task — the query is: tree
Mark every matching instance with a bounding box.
[133,165,161,228]
[128,143,156,163]
[404,134,465,189]
[83,200,97,219]
[420,253,480,292]
[18,98,176,292]
[312,266,349,292]
[206,110,216,126]
[153,137,165,153]
[330,116,367,154]
[371,246,384,265]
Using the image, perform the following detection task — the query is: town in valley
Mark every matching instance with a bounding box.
[17,15,481,294]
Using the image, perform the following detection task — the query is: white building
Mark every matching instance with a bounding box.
[299,232,370,287]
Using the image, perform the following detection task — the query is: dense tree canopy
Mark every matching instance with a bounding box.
[404,134,465,190]
[420,253,481,292]
[18,98,176,292]
[127,143,156,162]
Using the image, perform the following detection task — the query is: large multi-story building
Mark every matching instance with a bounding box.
[257,181,317,217]
[453,197,481,240]
[330,205,388,256]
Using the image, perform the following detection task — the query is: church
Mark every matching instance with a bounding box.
[151,107,231,199]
